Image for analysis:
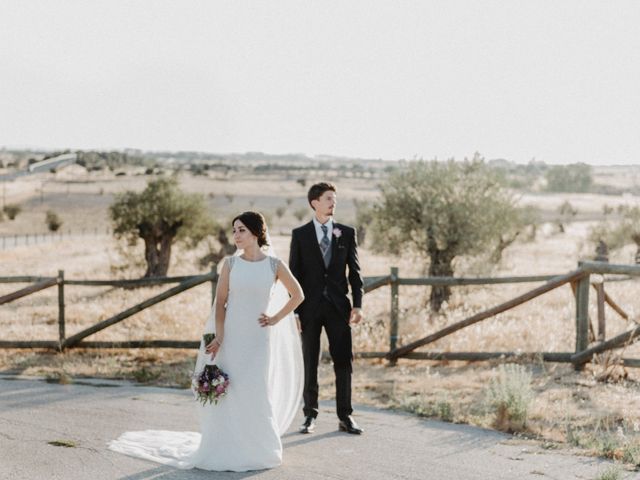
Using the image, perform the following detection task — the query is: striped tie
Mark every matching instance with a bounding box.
[320,225,331,267]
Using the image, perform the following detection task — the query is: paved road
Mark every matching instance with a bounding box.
[0,375,623,480]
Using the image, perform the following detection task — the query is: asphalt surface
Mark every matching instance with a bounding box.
[0,375,626,480]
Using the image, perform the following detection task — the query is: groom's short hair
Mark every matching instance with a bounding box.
[307,182,336,208]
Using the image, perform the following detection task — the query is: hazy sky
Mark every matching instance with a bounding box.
[1,1,639,164]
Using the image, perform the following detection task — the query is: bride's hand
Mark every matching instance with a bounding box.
[258,313,278,327]
[205,338,222,359]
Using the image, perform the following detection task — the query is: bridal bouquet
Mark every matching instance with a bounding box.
[193,333,230,405]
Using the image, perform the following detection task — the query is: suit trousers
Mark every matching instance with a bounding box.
[301,298,353,420]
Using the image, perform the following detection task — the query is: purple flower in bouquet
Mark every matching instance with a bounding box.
[193,364,229,405]
[193,333,229,405]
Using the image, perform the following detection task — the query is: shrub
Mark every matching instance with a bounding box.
[486,363,533,432]
[397,396,454,422]
[3,204,21,220]
[45,210,63,231]
[595,465,622,480]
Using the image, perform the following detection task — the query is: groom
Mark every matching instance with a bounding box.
[289,182,364,435]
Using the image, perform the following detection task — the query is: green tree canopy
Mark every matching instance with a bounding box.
[109,177,215,277]
[545,163,593,193]
[372,156,520,311]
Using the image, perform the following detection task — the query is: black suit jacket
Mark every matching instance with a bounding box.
[289,221,363,320]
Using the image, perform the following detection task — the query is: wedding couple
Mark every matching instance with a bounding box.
[108,182,365,471]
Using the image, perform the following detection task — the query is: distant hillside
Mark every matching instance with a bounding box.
[2,147,640,194]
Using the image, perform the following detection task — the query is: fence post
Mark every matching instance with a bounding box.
[389,266,399,365]
[574,266,590,370]
[595,281,606,342]
[58,270,65,351]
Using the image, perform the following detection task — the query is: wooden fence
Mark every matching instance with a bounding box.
[1,227,112,250]
[0,270,217,350]
[1,261,639,370]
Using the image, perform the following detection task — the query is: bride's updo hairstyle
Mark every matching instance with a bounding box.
[232,211,270,247]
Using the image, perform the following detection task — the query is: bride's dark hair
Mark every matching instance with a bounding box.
[232,211,269,247]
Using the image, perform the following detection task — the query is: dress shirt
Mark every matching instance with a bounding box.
[312,217,334,247]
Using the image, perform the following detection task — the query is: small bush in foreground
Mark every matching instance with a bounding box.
[486,363,533,432]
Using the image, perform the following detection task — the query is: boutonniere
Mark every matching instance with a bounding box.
[332,227,342,238]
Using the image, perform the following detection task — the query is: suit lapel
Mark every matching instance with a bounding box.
[304,221,326,269]
[328,222,341,269]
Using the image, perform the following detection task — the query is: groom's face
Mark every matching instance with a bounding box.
[312,190,337,217]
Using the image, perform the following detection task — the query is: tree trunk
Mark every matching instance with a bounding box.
[142,234,174,277]
[157,234,173,276]
[633,236,640,265]
[428,249,455,312]
[491,232,519,264]
[143,236,160,277]
[140,220,181,278]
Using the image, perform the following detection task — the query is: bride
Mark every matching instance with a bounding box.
[108,211,305,471]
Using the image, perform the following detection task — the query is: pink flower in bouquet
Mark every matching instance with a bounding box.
[193,363,230,405]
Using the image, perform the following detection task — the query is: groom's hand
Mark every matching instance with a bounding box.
[349,308,364,324]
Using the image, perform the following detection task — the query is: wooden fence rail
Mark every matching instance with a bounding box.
[387,269,589,360]
[62,273,216,349]
[1,261,639,370]
[0,278,57,305]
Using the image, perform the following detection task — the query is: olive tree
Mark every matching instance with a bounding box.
[109,178,215,277]
[491,205,541,264]
[3,204,21,220]
[556,200,577,233]
[545,163,593,193]
[372,157,520,311]
[354,199,374,247]
[45,210,63,232]
[590,205,640,264]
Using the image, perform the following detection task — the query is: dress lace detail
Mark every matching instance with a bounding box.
[268,256,279,278]
[227,255,236,271]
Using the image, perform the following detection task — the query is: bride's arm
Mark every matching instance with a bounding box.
[258,260,304,327]
[206,258,230,356]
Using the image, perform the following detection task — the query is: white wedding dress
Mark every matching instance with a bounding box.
[108,255,303,471]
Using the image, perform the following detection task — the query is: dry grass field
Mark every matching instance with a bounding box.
[2,165,640,467]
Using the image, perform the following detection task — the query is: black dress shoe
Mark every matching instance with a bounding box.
[338,416,363,434]
[300,416,316,434]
